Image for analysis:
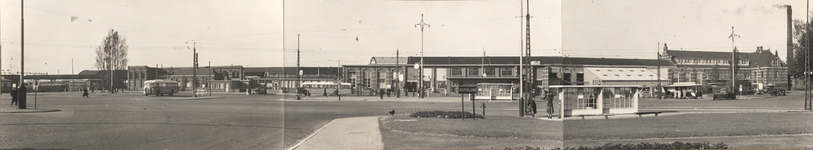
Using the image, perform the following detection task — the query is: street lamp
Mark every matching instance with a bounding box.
[415,14,430,98]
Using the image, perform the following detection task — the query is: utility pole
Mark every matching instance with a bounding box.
[415,14,430,98]
[338,60,341,101]
[729,27,740,98]
[396,49,400,98]
[19,0,26,109]
[297,34,301,99]
[516,0,525,116]
[193,42,198,97]
[209,61,211,96]
[72,59,74,89]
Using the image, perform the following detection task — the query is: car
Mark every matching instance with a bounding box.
[250,87,267,95]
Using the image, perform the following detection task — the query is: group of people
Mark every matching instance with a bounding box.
[526,90,558,119]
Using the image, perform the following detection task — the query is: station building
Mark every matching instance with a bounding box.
[661,44,788,91]
[342,56,673,99]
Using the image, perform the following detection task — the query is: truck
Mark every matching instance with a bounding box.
[711,83,736,100]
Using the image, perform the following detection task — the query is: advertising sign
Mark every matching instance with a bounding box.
[458,82,478,94]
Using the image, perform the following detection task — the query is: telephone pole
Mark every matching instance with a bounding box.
[192,42,198,97]
[297,34,301,99]
[19,0,26,109]
[415,14,430,98]
[729,27,740,98]
[516,0,525,116]
[396,49,400,98]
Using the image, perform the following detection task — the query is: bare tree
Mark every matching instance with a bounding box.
[95,29,128,94]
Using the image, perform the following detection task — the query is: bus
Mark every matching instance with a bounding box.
[143,80,180,96]
[300,82,352,96]
[36,81,69,92]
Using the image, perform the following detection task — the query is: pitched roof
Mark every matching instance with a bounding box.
[370,57,408,64]
[666,49,783,67]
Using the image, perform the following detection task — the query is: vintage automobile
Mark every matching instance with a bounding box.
[711,83,736,100]
[765,85,786,96]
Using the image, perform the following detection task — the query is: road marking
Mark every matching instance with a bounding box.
[286,119,336,150]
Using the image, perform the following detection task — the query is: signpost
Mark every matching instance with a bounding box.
[458,82,478,120]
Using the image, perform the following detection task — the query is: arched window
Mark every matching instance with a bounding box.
[232,71,240,78]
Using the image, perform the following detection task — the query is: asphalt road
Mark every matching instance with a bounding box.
[0,91,525,150]
[639,91,807,112]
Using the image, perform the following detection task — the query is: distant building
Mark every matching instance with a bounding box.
[661,44,788,90]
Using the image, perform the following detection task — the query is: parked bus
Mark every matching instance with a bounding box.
[36,81,69,92]
[300,82,351,96]
[143,80,180,96]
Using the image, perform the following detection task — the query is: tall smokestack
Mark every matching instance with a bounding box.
[787,5,793,65]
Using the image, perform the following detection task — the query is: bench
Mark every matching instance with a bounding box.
[576,113,615,120]
[634,111,679,117]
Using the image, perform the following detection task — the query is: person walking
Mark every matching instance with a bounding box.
[323,88,328,97]
[83,88,90,98]
[10,87,18,106]
[527,97,537,117]
[546,91,554,119]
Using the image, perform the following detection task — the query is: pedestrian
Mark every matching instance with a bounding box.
[323,88,328,97]
[379,89,385,99]
[18,84,27,107]
[546,91,554,119]
[10,87,18,106]
[527,97,537,117]
[83,88,90,98]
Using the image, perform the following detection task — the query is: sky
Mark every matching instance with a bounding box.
[1,0,282,74]
[283,0,562,67]
[564,0,811,61]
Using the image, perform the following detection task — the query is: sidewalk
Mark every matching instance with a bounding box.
[0,104,61,113]
[288,116,384,150]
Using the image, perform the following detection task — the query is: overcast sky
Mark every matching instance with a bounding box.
[564,0,811,61]
[1,0,282,74]
[283,0,562,67]
[5,0,809,74]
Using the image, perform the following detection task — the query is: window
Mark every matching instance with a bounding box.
[501,67,513,76]
[468,68,480,76]
[451,68,463,76]
[485,68,496,76]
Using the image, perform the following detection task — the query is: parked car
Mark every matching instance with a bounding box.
[250,87,267,95]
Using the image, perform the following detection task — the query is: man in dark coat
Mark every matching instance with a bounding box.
[323,88,328,97]
[379,89,385,99]
[83,88,90,98]
[18,84,27,109]
[527,98,537,117]
[10,87,18,105]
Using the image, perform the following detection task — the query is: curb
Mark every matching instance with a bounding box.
[286,119,337,150]
[0,108,62,113]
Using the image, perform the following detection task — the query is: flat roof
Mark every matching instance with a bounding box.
[549,85,644,88]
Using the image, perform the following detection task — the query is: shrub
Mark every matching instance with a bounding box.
[491,146,543,150]
[562,141,729,150]
[409,110,485,119]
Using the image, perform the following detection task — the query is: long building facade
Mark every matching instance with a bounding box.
[661,44,788,91]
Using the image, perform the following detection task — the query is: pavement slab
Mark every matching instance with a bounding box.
[289,116,384,150]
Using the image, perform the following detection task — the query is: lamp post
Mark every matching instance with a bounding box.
[415,14,430,98]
